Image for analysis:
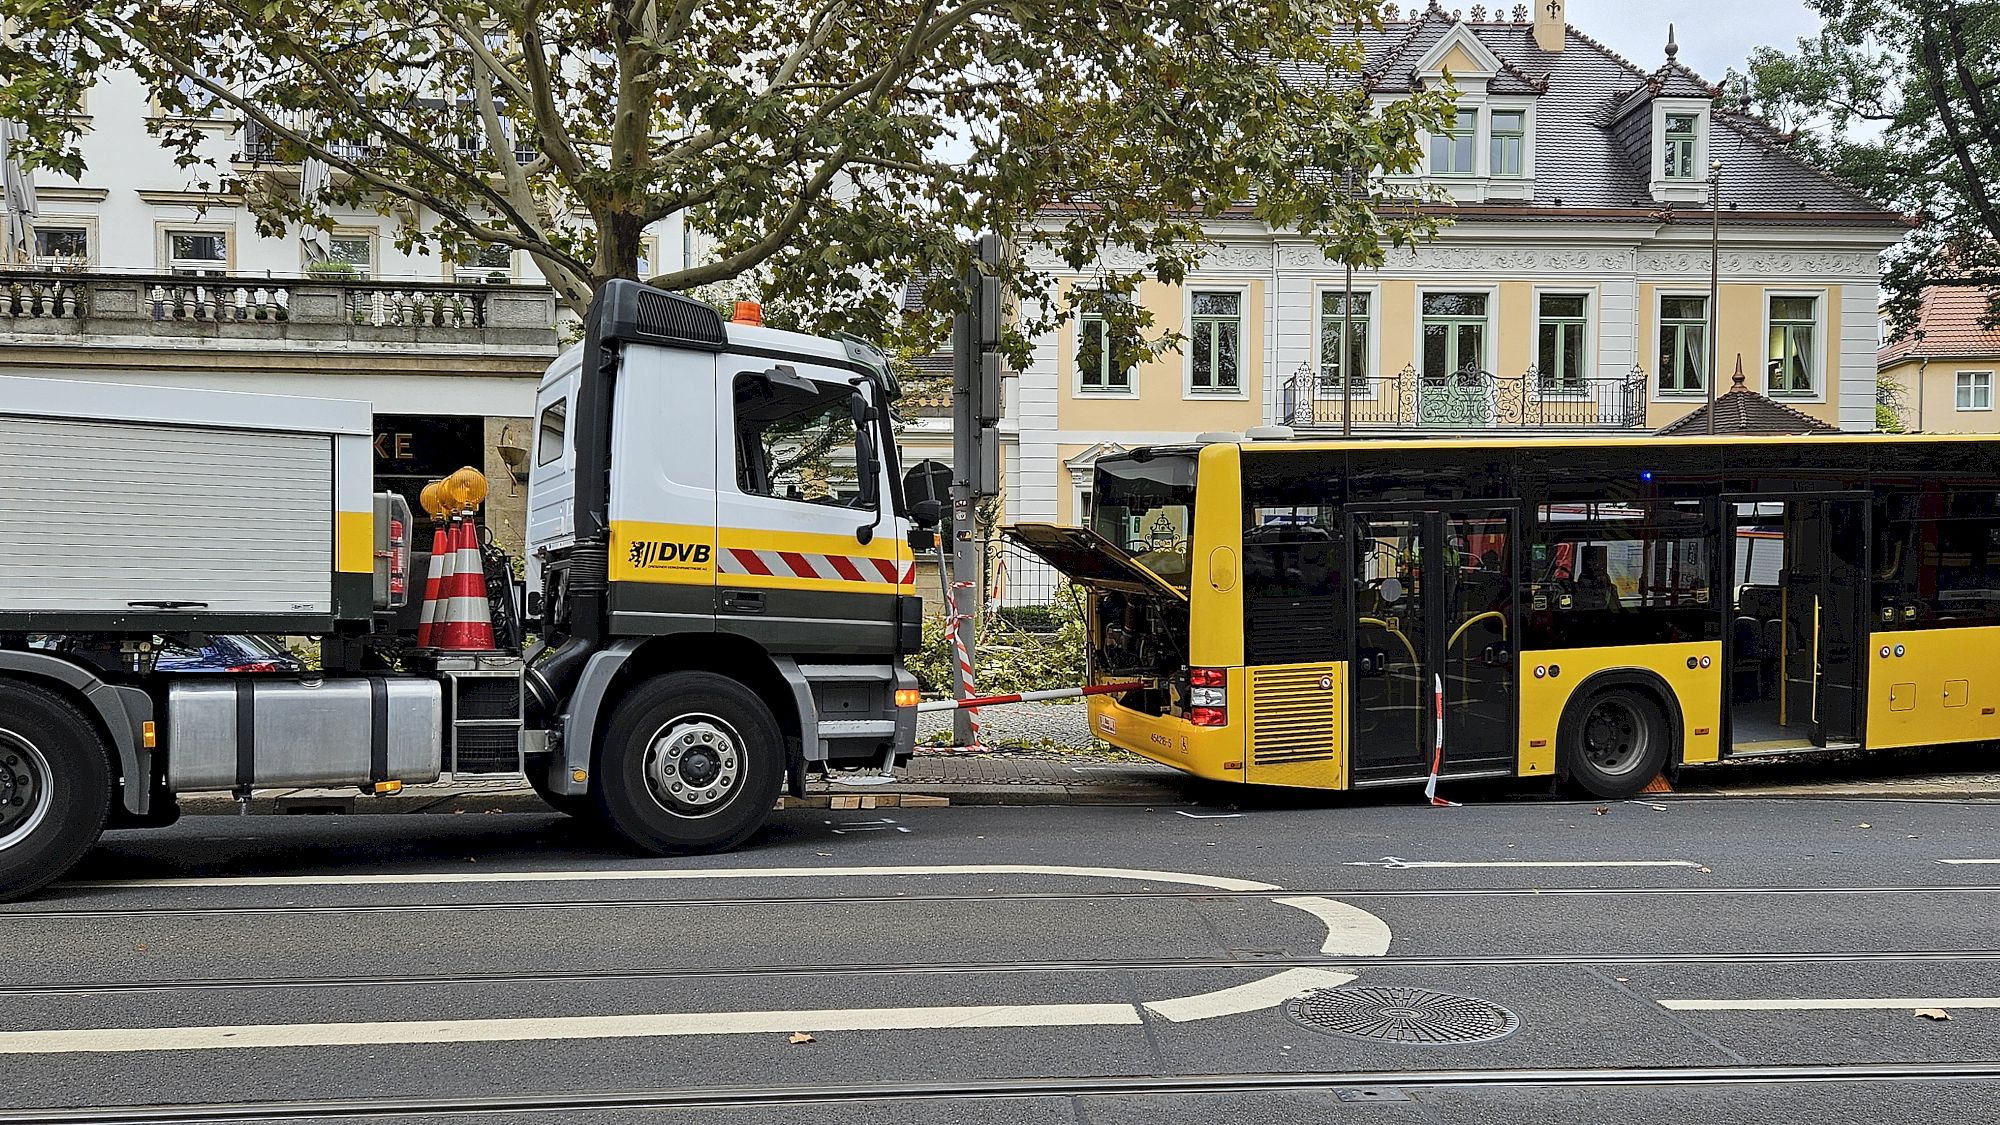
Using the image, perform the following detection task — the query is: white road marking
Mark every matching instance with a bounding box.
[35,864,1392,1053]
[1144,968,1354,1023]
[1275,895,1394,956]
[1663,997,2000,1012]
[64,863,1284,893]
[1940,859,2000,865]
[1340,857,1704,870]
[0,1004,1148,1056]
[1176,811,1242,819]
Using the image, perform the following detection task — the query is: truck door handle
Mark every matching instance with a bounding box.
[722,592,765,614]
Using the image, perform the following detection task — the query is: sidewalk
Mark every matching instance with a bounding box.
[171,744,2000,816]
[172,750,1193,817]
[168,697,2000,815]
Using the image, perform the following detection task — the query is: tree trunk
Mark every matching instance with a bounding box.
[594,209,648,294]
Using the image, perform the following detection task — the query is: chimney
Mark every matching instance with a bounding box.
[1534,0,1565,51]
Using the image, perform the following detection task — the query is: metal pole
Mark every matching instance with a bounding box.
[1342,260,1354,439]
[1707,159,1722,435]
[949,288,978,748]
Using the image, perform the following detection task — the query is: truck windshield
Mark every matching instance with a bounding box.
[1092,454,1198,590]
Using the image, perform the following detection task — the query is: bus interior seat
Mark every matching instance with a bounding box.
[1732,616,1765,701]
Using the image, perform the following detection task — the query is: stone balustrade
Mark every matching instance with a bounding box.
[0,270,560,349]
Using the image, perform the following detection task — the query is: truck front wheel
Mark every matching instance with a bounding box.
[0,681,114,901]
[595,672,785,855]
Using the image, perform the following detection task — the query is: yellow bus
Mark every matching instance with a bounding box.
[1011,433,2000,799]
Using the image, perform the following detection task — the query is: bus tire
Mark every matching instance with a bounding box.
[594,671,784,855]
[1561,687,1671,800]
[0,680,114,902]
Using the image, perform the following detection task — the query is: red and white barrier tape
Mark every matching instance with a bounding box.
[917,681,1147,714]
[942,578,982,749]
[1424,672,1460,807]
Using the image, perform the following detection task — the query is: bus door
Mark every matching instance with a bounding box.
[1725,495,1866,751]
[1348,505,1519,782]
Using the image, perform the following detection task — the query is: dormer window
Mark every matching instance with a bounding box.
[1432,108,1477,175]
[1663,113,1699,179]
[1491,111,1526,177]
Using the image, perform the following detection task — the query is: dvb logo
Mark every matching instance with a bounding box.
[629,541,711,568]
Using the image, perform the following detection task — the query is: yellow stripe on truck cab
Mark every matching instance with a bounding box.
[609,521,717,585]
[335,510,373,574]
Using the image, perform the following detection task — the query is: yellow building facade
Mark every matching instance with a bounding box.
[1001,3,1903,534]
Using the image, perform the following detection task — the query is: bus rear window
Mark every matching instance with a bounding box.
[1093,454,1198,591]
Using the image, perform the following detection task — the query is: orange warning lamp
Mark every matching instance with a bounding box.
[731,301,762,326]
[419,481,446,519]
[439,467,489,515]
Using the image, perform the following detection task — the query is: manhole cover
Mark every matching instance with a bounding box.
[1285,986,1519,1044]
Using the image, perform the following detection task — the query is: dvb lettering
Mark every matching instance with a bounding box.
[628,541,712,568]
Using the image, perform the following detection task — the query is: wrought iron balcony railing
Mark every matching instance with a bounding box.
[1280,363,1649,432]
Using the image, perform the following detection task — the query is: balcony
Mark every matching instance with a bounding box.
[234,119,537,177]
[1280,364,1649,433]
[0,270,560,350]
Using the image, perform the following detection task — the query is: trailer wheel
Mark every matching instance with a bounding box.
[1561,687,1670,800]
[0,681,114,902]
[595,672,784,855]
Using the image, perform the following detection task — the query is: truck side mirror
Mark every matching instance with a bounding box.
[911,498,942,527]
[907,526,937,552]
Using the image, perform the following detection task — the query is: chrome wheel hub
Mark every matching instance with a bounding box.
[643,716,743,816]
[0,730,52,852]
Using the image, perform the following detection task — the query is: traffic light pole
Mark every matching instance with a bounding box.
[949,235,1004,747]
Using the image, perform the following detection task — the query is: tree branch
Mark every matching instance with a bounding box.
[1916,18,2000,240]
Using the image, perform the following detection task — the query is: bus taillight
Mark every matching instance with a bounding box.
[1189,667,1227,726]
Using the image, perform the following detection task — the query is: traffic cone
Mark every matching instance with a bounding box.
[414,521,449,648]
[435,517,496,651]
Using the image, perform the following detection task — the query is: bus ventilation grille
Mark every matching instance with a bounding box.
[1249,664,1337,765]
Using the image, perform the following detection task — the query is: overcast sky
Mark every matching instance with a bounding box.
[1575,0,1824,83]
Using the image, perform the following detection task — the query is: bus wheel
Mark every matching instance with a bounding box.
[595,672,784,855]
[0,681,114,902]
[1563,688,1670,800]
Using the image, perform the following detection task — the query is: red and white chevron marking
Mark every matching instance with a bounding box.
[718,548,915,586]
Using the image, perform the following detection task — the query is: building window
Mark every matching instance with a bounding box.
[316,234,373,279]
[1663,113,1699,180]
[1431,108,1477,175]
[1188,291,1242,394]
[1077,296,1134,393]
[456,242,514,284]
[1490,110,1525,177]
[1657,296,1707,395]
[1319,290,1371,390]
[1421,292,1488,380]
[1958,372,1993,412]
[166,230,229,276]
[1766,295,1818,396]
[33,226,89,267]
[1537,294,1588,391]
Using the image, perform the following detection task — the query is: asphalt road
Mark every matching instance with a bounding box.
[4,794,2000,1123]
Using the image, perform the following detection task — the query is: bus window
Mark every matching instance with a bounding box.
[1243,503,1343,664]
[1528,499,1715,649]
[1092,454,1197,591]
[1875,489,2000,629]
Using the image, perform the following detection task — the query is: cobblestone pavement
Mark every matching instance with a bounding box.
[918,699,1098,751]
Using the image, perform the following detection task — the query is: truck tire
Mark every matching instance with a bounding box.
[526,767,597,821]
[1561,686,1671,800]
[0,681,114,901]
[594,672,785,855]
